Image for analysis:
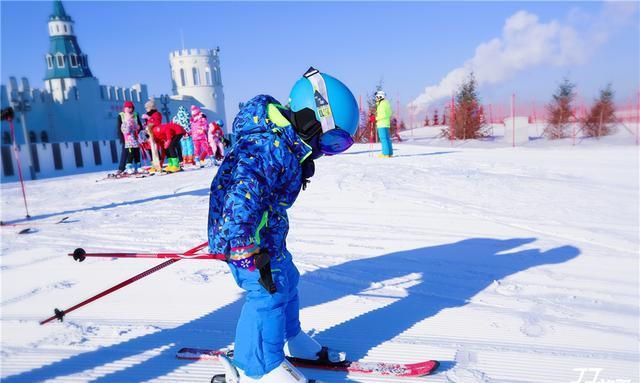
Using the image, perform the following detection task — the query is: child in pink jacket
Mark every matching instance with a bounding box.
[208,120,225,166]
[190,105,210,165]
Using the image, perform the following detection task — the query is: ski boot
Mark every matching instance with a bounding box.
[213,354,311,383]
[165,158,182,173]
[284,331,346,364]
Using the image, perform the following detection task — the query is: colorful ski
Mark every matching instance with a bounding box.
[176,347,439,377]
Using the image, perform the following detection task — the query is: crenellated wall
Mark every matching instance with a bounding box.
[0,139,124,182]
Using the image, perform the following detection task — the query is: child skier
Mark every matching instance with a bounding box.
[190,105,210,166]
[207,119,225,166]
[173,106,195,166]
[143,100,164,173]
[209,67,359,383]
[118,101,142,174]
[151,122,186,172]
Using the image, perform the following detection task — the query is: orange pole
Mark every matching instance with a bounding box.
[511,93,516,147]
[450,95,455,143]
[636,90,639,145]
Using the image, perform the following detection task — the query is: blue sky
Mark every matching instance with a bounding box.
[1,1,638,121]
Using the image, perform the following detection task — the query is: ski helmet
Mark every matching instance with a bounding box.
[216,119,224,127]
[289,67,359,155]
[375,90,386,100]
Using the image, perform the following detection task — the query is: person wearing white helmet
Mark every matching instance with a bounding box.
[375,90,393,158]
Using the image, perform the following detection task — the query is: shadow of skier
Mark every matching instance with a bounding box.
[2,237,579,382]
[297,237,580,364]
[0,188,209,225]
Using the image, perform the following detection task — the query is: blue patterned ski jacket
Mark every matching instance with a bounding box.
[207,95,312,267]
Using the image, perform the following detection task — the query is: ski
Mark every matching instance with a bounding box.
[1,216,70,227]
[211,376,325,383]
[176,347,439,377]
[96,172,150,182]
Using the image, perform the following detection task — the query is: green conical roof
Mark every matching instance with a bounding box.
[50,0,72,22]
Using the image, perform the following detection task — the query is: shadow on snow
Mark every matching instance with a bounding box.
[3,237,579,382]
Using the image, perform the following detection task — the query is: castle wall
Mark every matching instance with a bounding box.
[0,139,123,182]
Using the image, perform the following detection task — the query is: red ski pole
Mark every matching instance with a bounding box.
[7,116,30,218]
[40,241,209,325]
[69,248,226,261]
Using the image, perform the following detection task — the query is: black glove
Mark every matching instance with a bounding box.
[1,107,15,121]
[255,251,277,294]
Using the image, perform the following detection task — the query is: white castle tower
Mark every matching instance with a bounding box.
[169,48,226,126]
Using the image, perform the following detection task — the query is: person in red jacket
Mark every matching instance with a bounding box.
[144,100,164,172]
[152,122,186,172]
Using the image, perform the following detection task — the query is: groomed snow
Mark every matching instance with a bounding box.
[1,130,638,383]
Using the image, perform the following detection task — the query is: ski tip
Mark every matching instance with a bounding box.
[72,248,86,262]
[18,227,36,234]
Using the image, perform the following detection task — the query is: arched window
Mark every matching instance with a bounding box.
[180,68,186,87]
[46,55,53,69]
[41,131,49,143]
[29,131,37,143]
[63,24,67,33]
[2,132,10,145]
[56,24,60,32]
[205,68,212,85]
[70,54,78,67]
[70,25,74,33]
[56,53,65,68]
[192,67,200,86]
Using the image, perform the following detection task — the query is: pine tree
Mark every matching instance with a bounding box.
[355,82,383,143]
[423,113,430,127]
[581,84,616,138]
[544,78,576,139]
[444,72,487,139]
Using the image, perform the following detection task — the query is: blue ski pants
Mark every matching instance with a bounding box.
[228,257,302,378]
[180,136,194,157]
[378,127,393,156]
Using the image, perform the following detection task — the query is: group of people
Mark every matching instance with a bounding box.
[116,100,225,175]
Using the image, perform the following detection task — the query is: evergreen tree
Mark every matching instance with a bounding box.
[444,72,487,139]
[355,82,383,143]
[544,78,576,139]
[581,84,616,138]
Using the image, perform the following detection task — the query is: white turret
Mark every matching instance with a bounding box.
[169,48,226,127]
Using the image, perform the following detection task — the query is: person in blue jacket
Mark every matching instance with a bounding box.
[209,68,359,383]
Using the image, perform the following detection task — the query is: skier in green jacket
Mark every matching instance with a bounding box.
[375,90,393,157]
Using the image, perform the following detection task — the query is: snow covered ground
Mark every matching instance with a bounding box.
[1,130,638,383]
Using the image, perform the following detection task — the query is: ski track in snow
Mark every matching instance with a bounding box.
[1,131,638,383]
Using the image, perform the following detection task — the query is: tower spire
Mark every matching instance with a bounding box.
[45,0,92,80]
[51,0,72,22]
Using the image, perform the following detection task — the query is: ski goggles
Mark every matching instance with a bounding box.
[303,69,354,155]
